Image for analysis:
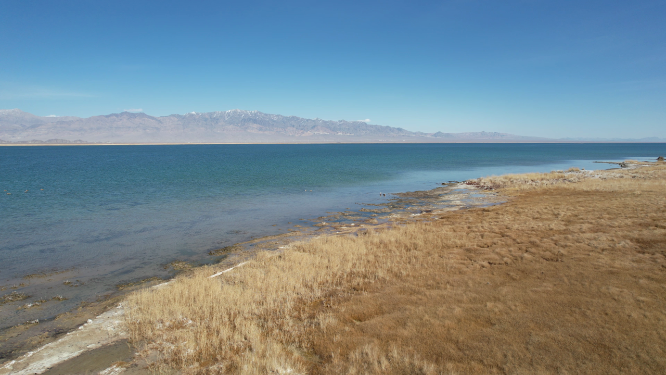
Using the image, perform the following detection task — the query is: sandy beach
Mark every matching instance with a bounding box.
[3,160,666,374]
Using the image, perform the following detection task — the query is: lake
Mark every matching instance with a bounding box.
[1,143,664,331]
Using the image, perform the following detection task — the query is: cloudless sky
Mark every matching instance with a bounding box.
[1,0,664,138]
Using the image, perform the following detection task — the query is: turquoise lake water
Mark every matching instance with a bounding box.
[1,143,665,329]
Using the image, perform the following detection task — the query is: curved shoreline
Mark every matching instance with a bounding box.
[0,181,502,374]
[2,160,659,374]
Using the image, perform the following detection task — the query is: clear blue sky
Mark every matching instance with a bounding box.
[1,0,664,138]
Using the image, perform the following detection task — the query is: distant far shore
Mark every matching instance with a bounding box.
[2,140,665,146]
[3,109,664,144]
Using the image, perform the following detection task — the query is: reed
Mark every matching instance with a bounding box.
[124,162,666,374]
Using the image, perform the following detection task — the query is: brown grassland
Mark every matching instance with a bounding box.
[125,162,666,374]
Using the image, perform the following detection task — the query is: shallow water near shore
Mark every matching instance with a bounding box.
[1,143,664,347]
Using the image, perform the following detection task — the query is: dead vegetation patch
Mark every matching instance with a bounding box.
[124,162,666,374]
[209,244,242,256]
[1,291,29,306]
[22,268,73,280]
[163,260,193,271]
[116,276,163,291]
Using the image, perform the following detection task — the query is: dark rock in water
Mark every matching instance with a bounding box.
[619,162,628,168]
[658,156,664,162]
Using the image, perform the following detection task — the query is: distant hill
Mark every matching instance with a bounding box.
[557,136,666,142]
[0,108,650,144]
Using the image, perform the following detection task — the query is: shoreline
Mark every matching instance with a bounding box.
[2,141,666,147]
[0,169,511,347]
[2,160,663,374]
[0,180,502,374]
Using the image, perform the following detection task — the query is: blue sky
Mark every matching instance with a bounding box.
[1,0,664,138]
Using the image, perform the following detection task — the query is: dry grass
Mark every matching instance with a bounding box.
[466,170,578,190]
[467,160,663,191]
[124,163,666,374]
[125,226,433,373]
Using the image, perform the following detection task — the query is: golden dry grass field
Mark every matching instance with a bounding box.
[124,163,666,374]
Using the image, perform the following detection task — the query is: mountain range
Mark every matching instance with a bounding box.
[0,109,662,144]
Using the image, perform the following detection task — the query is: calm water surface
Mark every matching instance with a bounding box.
[1,143,664,329]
